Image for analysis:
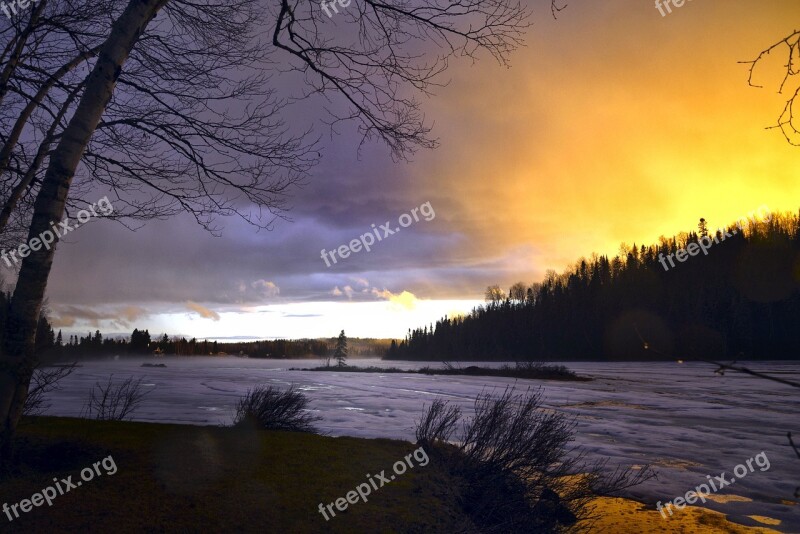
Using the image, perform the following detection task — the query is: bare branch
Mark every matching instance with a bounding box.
[22,362,77,416]
[272,0,531,159]
[82,375,149,421]
[741,30,800,145]
[704,359,800,389]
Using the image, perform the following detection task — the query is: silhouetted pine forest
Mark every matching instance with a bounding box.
[0,301,391,359]
[387,210,800,361]
[0,311,332,359]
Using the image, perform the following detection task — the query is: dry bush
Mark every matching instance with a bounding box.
[416,387,654,533]
[82,376,149,421]
[416,398,461,445]
[233,385,320,433]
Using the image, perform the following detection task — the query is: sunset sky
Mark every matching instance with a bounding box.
[10,0,800,341]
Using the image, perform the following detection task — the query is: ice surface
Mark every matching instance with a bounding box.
[37,358,800,532]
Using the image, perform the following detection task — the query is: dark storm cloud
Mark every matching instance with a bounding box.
[39,125,490,309]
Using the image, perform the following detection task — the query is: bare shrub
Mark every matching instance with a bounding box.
[233,385,320,433]
[23,363,78,417]
[82,376,149,421]
[416,387,654,533]
[415,398,461,445]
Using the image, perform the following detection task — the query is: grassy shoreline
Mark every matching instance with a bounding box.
[6,417,461,532]
[5,417,778,533]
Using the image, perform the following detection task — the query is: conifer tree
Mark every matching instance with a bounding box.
[334,330,348,367]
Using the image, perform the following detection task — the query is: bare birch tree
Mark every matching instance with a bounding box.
[0,0,539,469]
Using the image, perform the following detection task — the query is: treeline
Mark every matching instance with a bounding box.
[205,337,389,358]
[388,210,800,361]
[54,330,329,359]
[0,301,388,360]
[206,338,329,358]
[0,308,332,359]
[320,337,393,357]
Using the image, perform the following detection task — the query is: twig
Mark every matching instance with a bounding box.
[700,360,800,389]
[790,433,800,498]
[789,433,800,460]
[634,325,800,388]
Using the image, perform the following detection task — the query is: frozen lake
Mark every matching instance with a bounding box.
[36,357,800,532]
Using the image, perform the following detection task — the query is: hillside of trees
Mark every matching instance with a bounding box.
[387,209,800,361]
